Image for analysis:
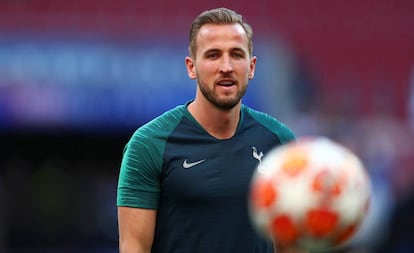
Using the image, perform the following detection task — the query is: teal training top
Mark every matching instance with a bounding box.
[117,102,296,253]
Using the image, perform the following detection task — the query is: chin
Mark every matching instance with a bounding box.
[214,99,241,110]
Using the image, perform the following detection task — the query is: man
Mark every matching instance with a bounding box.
[117,7,298,253]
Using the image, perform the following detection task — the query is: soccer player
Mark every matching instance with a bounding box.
[117,7,300,253]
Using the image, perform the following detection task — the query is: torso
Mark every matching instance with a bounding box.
[117,102,296,253]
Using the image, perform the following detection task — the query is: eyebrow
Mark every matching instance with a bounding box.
[203,47,247,56]
[203,48,220,55]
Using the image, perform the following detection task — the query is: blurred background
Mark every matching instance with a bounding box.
[0,0,413,252]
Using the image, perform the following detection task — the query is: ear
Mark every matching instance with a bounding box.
[248,56,257,79]
[185,56,197,80]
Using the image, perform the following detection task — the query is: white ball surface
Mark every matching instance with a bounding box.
[249,137,372,251]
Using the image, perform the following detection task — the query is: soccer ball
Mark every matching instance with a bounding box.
[249,137,371,251]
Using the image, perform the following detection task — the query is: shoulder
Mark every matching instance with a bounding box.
[242,105,296,144]
[134,105,186,139]
[120,104,187,172]
[125,104,186,153]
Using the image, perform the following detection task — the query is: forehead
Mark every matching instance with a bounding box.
[196,23,249,51]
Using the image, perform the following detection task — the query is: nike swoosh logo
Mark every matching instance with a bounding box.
[183,159,206,169]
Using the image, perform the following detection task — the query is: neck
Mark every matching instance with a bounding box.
[188,98,241,140]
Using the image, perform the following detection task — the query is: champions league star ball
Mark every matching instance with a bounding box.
[249,137,371,251]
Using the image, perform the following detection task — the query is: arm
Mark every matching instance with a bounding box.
[118,206,157,253]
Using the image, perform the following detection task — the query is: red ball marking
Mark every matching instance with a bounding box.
[272,215,299,246]
[306,209,339,237]
[281,149,308,176]
[335,223,357,245]
[312,170,343,196]
[251,179,277,208]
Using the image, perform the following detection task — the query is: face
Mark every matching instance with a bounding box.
[186,23,256,110]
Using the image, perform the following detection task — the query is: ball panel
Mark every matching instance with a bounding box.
[335,223,358,245]
[312,169,344,196]
[306,209,339,237]
[272,215,299,246]
[251,178,277,208]
[280,146,309,176]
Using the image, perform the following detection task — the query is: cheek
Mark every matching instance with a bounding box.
[234,61,252,72]
[239,65,253,77]
[196,62,216,76]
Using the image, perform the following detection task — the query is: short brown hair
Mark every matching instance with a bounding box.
[188,7,253,58]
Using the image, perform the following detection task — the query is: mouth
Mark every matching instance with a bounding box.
[216,79,236,87]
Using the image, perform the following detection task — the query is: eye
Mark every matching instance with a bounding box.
[206,52,219,59]
[232,52,245,59]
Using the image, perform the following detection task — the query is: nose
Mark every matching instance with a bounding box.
[219,55,233,74]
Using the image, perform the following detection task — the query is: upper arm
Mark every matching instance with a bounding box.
[118,206,157,253]
[117,131,163,209]
[117,131,161,253]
